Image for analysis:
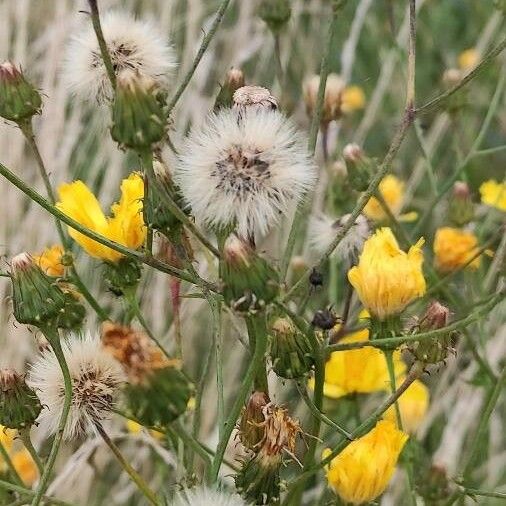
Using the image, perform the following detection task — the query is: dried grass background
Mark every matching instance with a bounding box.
[0,0,504,504]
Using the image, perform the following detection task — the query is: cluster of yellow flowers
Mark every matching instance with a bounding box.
[0,426,39,486]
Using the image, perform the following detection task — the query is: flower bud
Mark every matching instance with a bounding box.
[104,257,142,296]
[289,256,307,280]
[269,317,314,379]
[410,301,454,365]
[10,253,67,327]
[258,0,291,34]
[442,69,466,112]
[303,73,345,125]
[0,62,41,122]
[419,464,452,504]
[343,143,372,192]
[110,69,167,151]
[214,67,246,110]
[239,391,270,451]
[233,85,278,116]
[58,289,86,330]
[221,235,279,312]
[0,370,41,430]
[448,181,474,226]
[312,308,338,330]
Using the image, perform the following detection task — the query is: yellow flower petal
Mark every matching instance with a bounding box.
[11,448,39,486]
[479,179,506,211]
[363,175,405,222]
[33,244,65,277]
[433,227,481,272]
[458,48,479,71]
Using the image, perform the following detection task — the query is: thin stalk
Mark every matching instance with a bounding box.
[245,314,269,392]
[69,271,109,321]
[459,488,506,500]
[0,441,23,486]
[31,328,72,506]
[0,161,214,289]
[209,296,225,435]
[413,119,438,195]
[273,33,284,89]
[87,0,116,89]
[166,0,232,115]
[95,423,159,506]
[18,428,44,476]
[209,325,268,482]
[0,479,75,506]
[167,422,211,471]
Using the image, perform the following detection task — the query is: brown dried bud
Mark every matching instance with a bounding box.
[239,391,270,451]
[233,85,278,115]
[214,67,246,110]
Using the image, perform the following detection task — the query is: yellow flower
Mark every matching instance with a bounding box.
[11,448,39,486]
[341,85,366,113]
[33,244,65,277]
[433,227,481,272]
[348,228,426,320]
[458,48,479,71]
[318,318,406,398]
[383,379,429,433]
[324,420,408,504]
[479,179,506,211]
[363,175,416,222]
[56,173,146,262]
[126,420,164,440]
[0,425,15,452]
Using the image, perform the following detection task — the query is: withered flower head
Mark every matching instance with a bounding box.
[233,85,278,114]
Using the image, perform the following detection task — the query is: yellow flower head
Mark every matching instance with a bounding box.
[319,322,406,398]
[11,448,39,486]
[363,175,404,222]
[383,379,429,433]
[458,48,479,71]
[479,179,506,211]
[324,420,408,504]
[341,85,366,113]
[348,228,426,320]
[33,244,65,277]
[433,227,480,272]
[0,425,15,451]
[125,419,164,440]
[56,173,145,262]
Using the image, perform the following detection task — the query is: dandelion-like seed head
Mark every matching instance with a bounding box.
[176,108,316,239]
[232,85,278,114]
[63,11,177,103]
[309,213,370,263]
[28,335,124,440]
[174,486,247,506]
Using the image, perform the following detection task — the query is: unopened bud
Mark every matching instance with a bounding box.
[303,73,345,125]
[214,67,246,110]
[419,464,452,503]
[448,181,474,226]
[343,143,372,191]
[442,69,466,112]
[221,235,279,312]
[258,0,291,34]
[312,308,338,330]
[10,253,67,328]
[0,62,41,122]
[239,391,270,451]
[104,257,142,296]
[410,301,454,364]
[110,69,167,150]
[0,369,41,429]
[442,69,462,88]
[233,85,278,116]
[269,317,314,379]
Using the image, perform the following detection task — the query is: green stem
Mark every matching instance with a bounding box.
[459,487,506,500]
[209,296,225,436]
[69,269,109,321]
[209,324,268,482]
[0,161,213,289]
[168,421,211,471]
[0,479,75,506]
[18,429,44,477]
[245,314,269,392]
[95,423,159,506]
[0,441,23,486]
[31,328,72,506]
[87,0,116,90]
[166,0,232,115]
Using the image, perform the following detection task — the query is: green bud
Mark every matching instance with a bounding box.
[448,181,474,227]
[10,253,67,327]
[0,62,41,122]
[221,236,279,312]
[214,67,246,110]
[57,290,86,330]
[239,391,270,451]
[269,317,314,379]
[258,0,291,34]
[124,366,193,427]
[110,70,167,151]
[0,369,41,430]
[343,143,372,192]
[410,301,454,365]
[104,257,142,296]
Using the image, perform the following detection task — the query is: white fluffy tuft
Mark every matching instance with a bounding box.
[28,334,124,440]
[308,213,370,263]
[173,487,247,506]
[62,10,177,103]
[175,109,317,240]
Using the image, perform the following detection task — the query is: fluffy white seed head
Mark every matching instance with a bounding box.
[62,11,177,103]
[175,109,317,240]
[173,487,247,506]
[308,213,370,263]
[28,334,124,440]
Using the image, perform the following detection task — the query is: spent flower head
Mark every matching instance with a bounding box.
[63,10,176,103]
